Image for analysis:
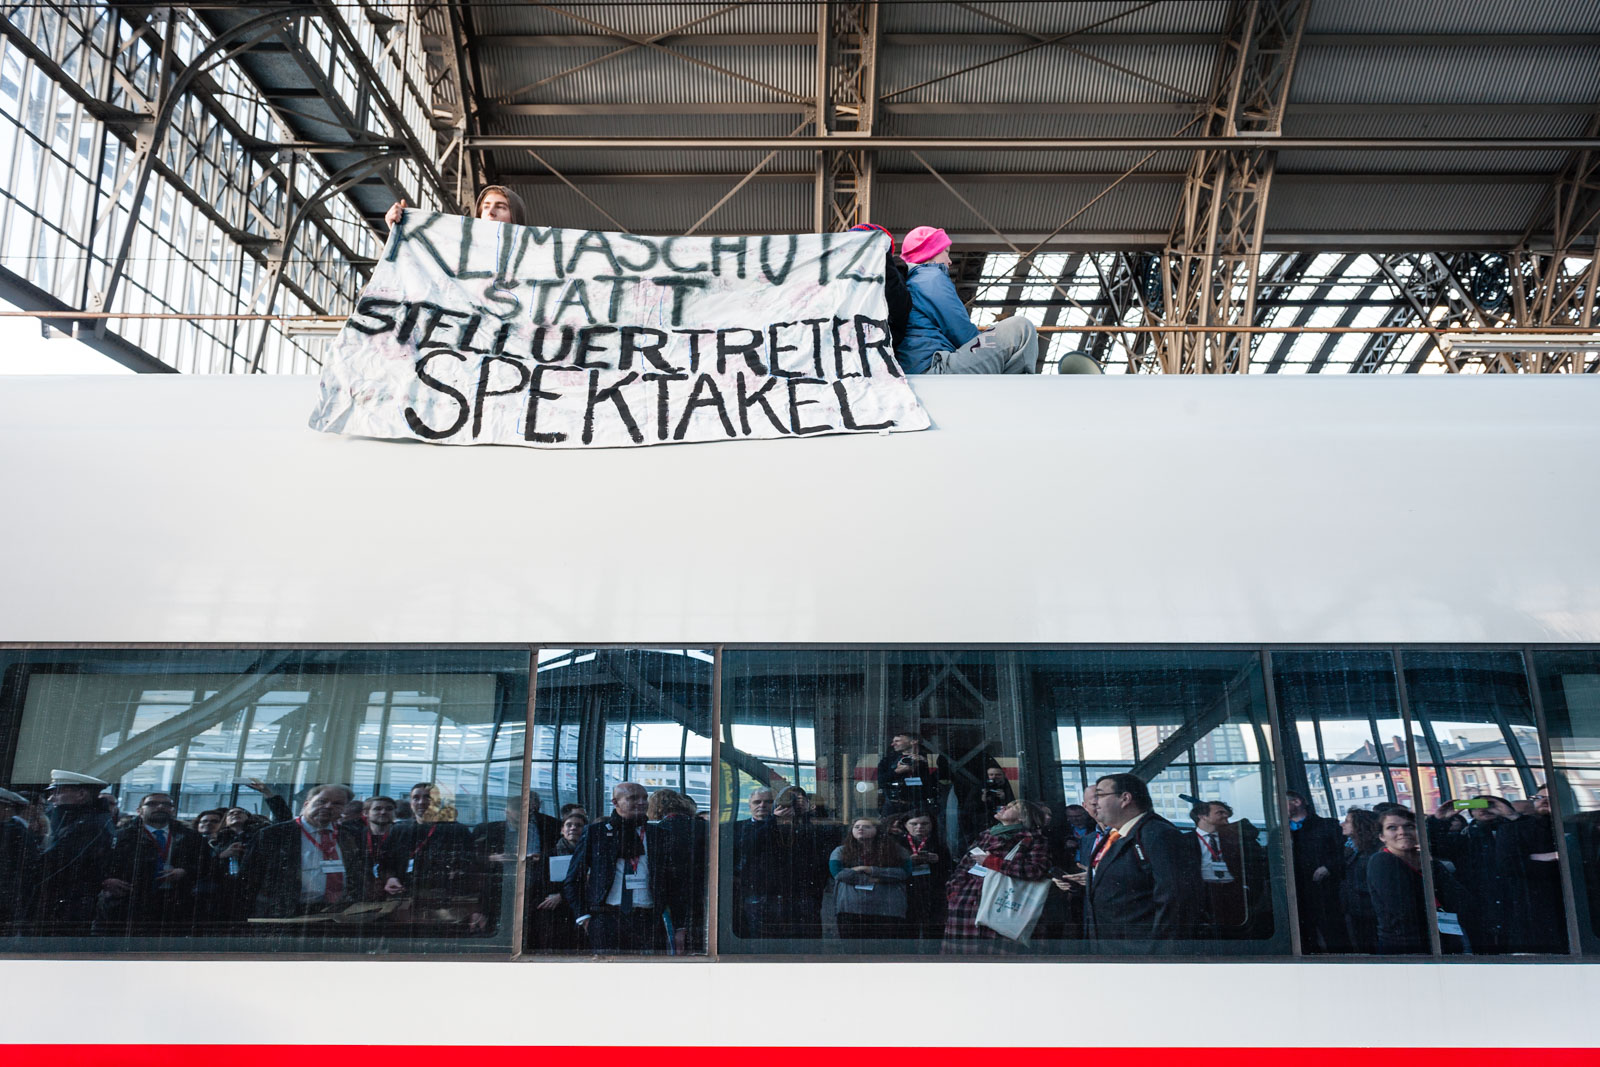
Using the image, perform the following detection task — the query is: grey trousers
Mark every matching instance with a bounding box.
[929,316,1038,374]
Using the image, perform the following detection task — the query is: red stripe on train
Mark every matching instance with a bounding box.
[1,1049,1594,1066]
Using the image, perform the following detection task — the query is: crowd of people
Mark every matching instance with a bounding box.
[383,192,1040,376]
[1289,788,1567,955]
[727,758,1271,953]
[0,752,1574,956]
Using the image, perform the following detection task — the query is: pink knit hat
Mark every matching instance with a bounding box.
[900,226,952,264]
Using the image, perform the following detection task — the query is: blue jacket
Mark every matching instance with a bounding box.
[900,262,978,373]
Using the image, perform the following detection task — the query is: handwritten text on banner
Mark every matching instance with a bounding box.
[308,215,931,448]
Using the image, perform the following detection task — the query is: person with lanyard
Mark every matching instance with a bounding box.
[243,784,369,940]
[1081,773,1202,952]
[942,798,1051,954]
[1366,808,1466,954]
[382,782,486,933]
[563,782,668,954]
[99,791,204,937]
[900,812,951,941]
[1186,800,1249,937]
[361,796,399,900]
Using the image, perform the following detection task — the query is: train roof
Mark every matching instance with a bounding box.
[2,374,1598,646]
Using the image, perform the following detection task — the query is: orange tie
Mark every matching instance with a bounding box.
[1092,829,1121,868]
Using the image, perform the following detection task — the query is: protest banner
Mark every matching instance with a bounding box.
[308,214,932,448]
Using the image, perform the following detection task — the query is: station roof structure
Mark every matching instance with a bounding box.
[0,1,1596,375]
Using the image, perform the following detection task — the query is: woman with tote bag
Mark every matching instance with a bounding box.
[942,800,1051,953]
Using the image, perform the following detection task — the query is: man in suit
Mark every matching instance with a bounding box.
[1287,789,1347,952]
[98,791,205,936]
[244,783,368,922]
[563,781,674,953]
[1083,773,1201,951]
[1186,800,1267,938]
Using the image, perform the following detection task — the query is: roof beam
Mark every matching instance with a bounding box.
[472,32,1600,49]
[486,100,1598,117]
[466,135,1600,151]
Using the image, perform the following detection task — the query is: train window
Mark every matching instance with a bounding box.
[1530,650,1600,954]
[1273,650,1412,954]
[1401,650,1567,955]
[523,649,711,956]
[0,648,528,954]
[715,649,1290,957]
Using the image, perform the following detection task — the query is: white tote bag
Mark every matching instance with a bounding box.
[972,844,1050,944]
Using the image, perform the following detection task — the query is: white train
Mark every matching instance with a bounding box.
[0,374,1596,1056]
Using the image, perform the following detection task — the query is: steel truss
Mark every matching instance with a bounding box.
[0,3,448,372]
[1154,0,1309,373]
[813,1,878,232]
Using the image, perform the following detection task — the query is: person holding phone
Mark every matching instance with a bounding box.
[876,731,948,817]
[900,813,951,940]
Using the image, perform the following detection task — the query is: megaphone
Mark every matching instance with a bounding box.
[1056,350,1104,375]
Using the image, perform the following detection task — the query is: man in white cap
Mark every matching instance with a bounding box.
[38,770,115,933]
[0,786,40,935]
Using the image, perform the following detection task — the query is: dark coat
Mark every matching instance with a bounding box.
[37,803,114,930]
[562,816,678,919]
[97,820,206,935]
[243,819,369,919]
[1085,813,1202,949]
[1368,848,1464,954]
[885,254,911,352]
[653,813,708,947]
[727,816,838,940]
[381,819,484,913]
[876,750,949,816]
[0,817,41,932]
[1339,844,1381,953]
[1290,811,1348,951]
[1185,821,1270,937]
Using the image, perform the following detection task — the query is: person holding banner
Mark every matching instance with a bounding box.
[899,226,1038,375]
[384,185,528,229]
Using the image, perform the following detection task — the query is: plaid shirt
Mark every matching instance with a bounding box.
[941,828,1050,953]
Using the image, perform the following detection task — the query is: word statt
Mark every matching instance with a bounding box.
[309,215,931,448]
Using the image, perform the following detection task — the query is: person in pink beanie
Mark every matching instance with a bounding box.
[897,226,1036,374]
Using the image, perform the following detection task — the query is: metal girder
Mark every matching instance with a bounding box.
[1506,114,1600,372]
[462,134,1600,151]
[1155,0,1311,374]
[813,2,878,232]
[89,8,303,331]
[417,0,483,213]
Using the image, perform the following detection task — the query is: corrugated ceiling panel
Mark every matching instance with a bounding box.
[488,144,815,179]
[477,44,814,103]
[876,42,1216,102]
[469,3,814,37]
[874,176,1183,235]
[498,180,813,234]
[880,2,1230,36]
[1305,0,1600,35]
[1265,180,1546,235]
[1290,45,1600,104]
[879,109,1201,143]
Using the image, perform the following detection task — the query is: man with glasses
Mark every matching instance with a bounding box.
[1083,773,1200,952]
[99,791,204,937]
[37,769,115,934]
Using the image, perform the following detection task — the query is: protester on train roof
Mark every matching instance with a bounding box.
[848,222,911,354]
[898,225,1037,375]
